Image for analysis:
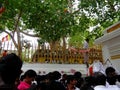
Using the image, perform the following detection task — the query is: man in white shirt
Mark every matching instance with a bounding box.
[94,72,108,90]
[83,38,89,68]
[106,75,120,90]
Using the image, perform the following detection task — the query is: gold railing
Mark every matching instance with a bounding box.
[31,47,103,64]
[1,43,103,64]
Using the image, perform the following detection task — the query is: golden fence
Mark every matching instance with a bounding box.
[0,42,103,64]
[31,47,103,64]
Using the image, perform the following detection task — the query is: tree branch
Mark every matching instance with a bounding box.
[3,30,18,48]
[20,30,39,37]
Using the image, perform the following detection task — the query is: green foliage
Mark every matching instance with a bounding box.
[0,0,119,47]
[24,0,76,43]
[69,0,120,46]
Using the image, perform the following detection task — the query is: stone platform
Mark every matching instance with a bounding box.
[22,63,88,76]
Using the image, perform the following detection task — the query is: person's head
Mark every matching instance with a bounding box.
[51,71,61,80]
[66,75,77,85]
[62,74,67,79]
[0,53,23,84]
[4,50,7,52]
[23,69,37,84]
[93,72,106,86]
[74,71,82,79]
[105,67,116,77]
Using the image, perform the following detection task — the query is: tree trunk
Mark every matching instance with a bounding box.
[14,10,22,59]
[16,27,22,59]
[62,36,66,50]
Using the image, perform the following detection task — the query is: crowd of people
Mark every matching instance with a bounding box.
[0,53,120,90]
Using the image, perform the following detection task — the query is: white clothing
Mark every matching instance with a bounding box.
[106,81,109,88]
[107,85,120,90]
[106,81,120,90]
[94,85,108,90]
[75,87,80,90]
[83,40,89,49]
[93,60,105,74]
[116,81,120,88]
[83,40,89,63]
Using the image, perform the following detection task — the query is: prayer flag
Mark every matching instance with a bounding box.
[1,35,11,42]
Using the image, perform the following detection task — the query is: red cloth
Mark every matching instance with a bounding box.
[87,65,93,76]
[17,81,30,90]
[89,66,93,76]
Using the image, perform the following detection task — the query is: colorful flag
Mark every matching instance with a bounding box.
[6,35,11,41]
[1,35,11,42]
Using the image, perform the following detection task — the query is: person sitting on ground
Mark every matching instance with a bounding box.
[0,53,23,90]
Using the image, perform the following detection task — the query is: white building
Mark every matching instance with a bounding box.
[95,21,120,73]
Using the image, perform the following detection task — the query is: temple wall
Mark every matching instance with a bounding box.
[95,21,120,73]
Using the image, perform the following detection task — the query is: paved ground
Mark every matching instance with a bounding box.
[21,63,88,76]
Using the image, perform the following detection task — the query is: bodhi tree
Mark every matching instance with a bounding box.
[0,0,119,59]
[0,0,77,58]
[69,0,120,47]
[25,0,77,51]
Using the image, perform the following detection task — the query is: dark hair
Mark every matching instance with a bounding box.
[107,76,117,85]
[85,76,96,86]
[105,67,115,76]
[66,75,76,84]
[0,53,23,84]
[24,69,37,78]
[81,76,95,90]
[51,71,61,80]
[94,72,106,86]
[74,71,82,78]
[4,50,7,52]
[117,75,120,82]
